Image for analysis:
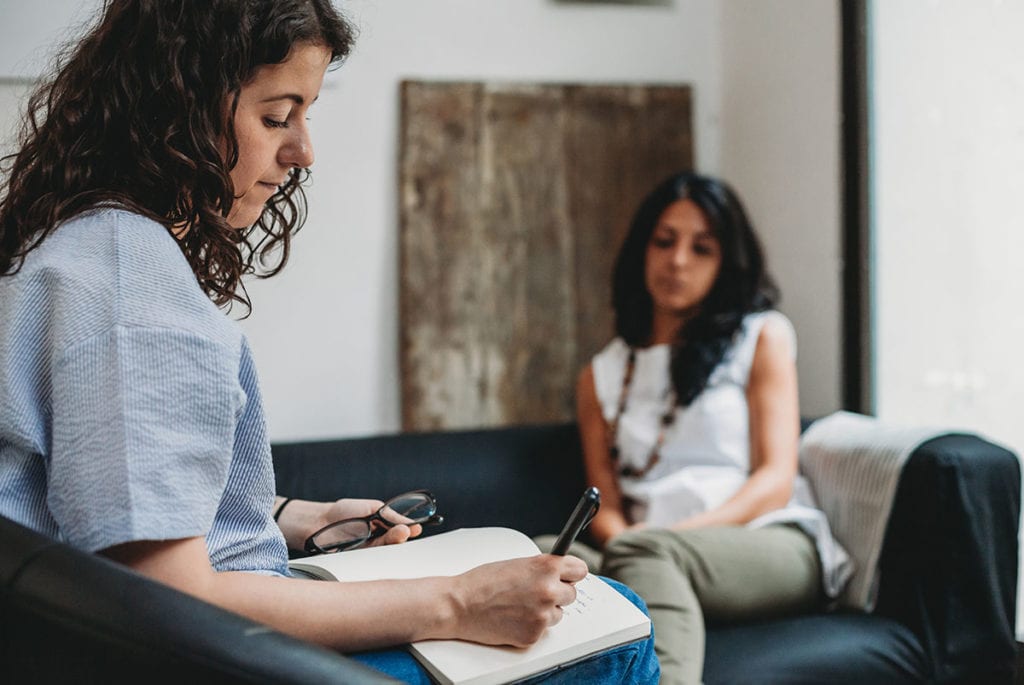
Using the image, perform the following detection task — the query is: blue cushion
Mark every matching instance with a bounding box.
[704,613,927,684]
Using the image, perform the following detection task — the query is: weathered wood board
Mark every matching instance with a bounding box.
[400,81,692,430]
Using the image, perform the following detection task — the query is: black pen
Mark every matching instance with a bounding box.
[551,487,601,556]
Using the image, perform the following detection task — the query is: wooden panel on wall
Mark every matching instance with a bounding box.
[400,81,692,431]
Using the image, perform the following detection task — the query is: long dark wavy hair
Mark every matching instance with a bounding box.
[612,172,779,406]
[0,0,355,311]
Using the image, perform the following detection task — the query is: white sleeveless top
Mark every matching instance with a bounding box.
[592,311,852,598]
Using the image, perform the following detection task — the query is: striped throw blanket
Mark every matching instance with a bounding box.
[798,411,948,610]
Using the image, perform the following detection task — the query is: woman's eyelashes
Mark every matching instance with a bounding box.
[263,112,313,130]
[651,233,676,249]
[650,234,718,257]
[693,240,718,256]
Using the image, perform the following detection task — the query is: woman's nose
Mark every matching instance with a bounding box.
[670,245,690,267]
[281,126,315,169]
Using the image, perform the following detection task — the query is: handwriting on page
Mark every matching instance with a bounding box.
[564,582,596,616]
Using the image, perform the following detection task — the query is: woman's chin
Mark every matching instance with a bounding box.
[653,299,699,317]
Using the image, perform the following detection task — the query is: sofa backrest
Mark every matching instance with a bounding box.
[273,421,817,543]
[273,423,589,542]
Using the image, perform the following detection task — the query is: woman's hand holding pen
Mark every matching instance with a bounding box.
[447,554,588,648]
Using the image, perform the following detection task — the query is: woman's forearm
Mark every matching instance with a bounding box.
[212,570,458,651]
[106,536,445,650]
[591,509,630,547]
[672,468,793,531]
[105,535,585,653]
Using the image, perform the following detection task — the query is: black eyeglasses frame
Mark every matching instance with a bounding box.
[303,489,444,555]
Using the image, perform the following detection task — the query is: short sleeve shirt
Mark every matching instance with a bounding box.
[0,208,288,575]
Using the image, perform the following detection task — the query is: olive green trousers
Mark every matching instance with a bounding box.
[536,524,822,685]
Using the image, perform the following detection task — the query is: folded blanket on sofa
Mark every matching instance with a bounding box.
[798,411,949,610]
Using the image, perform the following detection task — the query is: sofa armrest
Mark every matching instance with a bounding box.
[0,515,397,684]
[874,434,1020,683]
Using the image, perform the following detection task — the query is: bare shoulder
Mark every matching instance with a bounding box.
[754,314,796,359]
[750,314,797,380]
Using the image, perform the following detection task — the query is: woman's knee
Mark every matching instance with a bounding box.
[604,529,664,561]
[602,528,702,576]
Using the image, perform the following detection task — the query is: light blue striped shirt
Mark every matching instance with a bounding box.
[0,208,289,575]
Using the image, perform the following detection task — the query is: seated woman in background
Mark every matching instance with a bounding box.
[556,172,850,685]
[0,2,657,683]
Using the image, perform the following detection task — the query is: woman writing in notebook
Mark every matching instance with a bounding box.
[570,172,849,684]
[0,2,657,682]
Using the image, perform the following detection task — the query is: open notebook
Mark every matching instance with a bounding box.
[289,527,651,685]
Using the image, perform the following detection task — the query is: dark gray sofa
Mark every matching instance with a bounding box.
[273,422,1020,684]
[2,421,1017,684]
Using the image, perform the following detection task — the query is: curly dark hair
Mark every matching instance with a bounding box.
[0,0,355,311]
[612,171,779,406]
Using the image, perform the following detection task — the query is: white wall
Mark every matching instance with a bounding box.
[873,0,1024,451]
[242,0,730,441]
[0,2,99,80]
[719,0,842,417]
[0,0,843,441]
[870,0,1024,638]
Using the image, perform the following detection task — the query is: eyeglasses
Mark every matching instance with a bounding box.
[303,490,444,555]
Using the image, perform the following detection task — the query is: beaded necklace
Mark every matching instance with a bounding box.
[607,348,677,478]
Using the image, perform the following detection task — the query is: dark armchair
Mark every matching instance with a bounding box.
[0,512,397,684]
